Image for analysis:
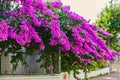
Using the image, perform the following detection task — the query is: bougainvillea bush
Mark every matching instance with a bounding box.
[0,0,118,79]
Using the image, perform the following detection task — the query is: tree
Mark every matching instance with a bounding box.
[96,0,120,51]
[0,0,118,79]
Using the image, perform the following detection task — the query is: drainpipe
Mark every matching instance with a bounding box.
[108,37,112,73]
[58,47,61,73]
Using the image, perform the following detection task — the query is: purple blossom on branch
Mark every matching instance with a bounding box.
[98,28,112,37]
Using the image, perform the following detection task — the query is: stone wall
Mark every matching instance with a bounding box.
[1,55,10,74]
[1,53,46,74]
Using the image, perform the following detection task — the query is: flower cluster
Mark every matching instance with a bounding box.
[49,20,61,46]
[98,28,112,37]
[51,1,62,8]
[0,20,9,41]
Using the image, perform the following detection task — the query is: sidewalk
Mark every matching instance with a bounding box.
[0,75,60,80]
[91,61,120,80]
[91,72,120,80]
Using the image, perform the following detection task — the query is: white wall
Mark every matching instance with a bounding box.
[61,0,108,23]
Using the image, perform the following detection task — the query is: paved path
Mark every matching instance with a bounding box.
[91,72,120,80]
[112,61,120,72]
[91,61,120,80]
[0,75,60,80]
[1,73,120,80]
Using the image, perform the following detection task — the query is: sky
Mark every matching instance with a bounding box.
[61,0,109,22]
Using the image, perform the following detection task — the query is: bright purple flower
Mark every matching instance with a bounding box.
[8,28,17,39]
[16,36,26,46]
[20,25,29,32]
[22,66,29,71]
[32,18,41,26]
[0,20,9,41]
[59,38,66,45]
[4,10,11,16]
[4,70,8,74]
[20,7,26,15]
[47,65,54,71]
[62,5,70,13]
[50,20,61,39]
[43,9,54,17]
[42,19,49,28]
[90,24,98,30]
[72,61,77,65]
[60,44,70,51]
[23,0,32,6]
[49,39,58,46]
[65,52,70,57]
[26,44,30,47]
[69,12,84,21]
[0,48,2,53]
[32,34,42,43]
[72,45,80,54]
[98,28,112,37]
[51,1,62,8]
[86,59,92,64]
[111,50,119,56]
[79,58,84,62]
[84,43,93,53]
[39,43,45,51]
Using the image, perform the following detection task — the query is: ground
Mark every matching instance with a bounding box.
[91,72,120,80]
[91,58,120,80]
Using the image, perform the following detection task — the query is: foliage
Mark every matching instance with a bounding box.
[96,1,120,51]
